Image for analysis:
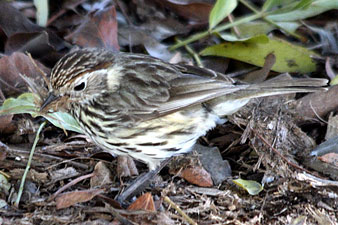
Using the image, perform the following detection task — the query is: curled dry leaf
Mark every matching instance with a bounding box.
[127,192,156,211]
[0,52,49,96]
[116,155,139,177]
[90,161,113,187]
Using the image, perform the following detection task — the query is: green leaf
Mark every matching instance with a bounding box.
[292,0,314,10]
[200,35,317,73]
[47,112,83,134]
[267,0,338,22]
[0,93,39,116]
[0,92,83,134]
[209,0,238,30]
[330,75,338,86]
[219,21,300,41]
[233,178,263,195]
[262,0,282,11]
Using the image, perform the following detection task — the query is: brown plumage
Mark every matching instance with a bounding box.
[42,48,328,170]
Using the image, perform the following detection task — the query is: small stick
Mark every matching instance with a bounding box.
[0,88,5,101]
[15,121,46,208]
[163,196,197,225]
[106,204,135,225]
[48,172,95,201]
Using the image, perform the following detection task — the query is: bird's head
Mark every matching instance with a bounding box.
[40,48,120,112]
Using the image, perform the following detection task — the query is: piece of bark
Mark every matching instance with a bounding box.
[293,85,338,121]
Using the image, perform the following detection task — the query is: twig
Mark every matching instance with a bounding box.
[163,196,197,225]
[309,100,328,124]
[0,77,23,93]
[170,0,306,50]
[238,0,302,40]
[0,170,10,179]
[175,38,203,67]
[106,204,135,225]
[48,172,95,201]
[0,88,5,101]
[170,13,263,50]
[228,14,241,37]
[15,121,46,208]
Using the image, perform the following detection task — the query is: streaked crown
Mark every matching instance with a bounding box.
[50,48,116,90]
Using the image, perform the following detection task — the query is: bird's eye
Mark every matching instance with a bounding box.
[74,82,86,91]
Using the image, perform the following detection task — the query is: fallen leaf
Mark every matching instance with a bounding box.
[91,161,113,187]
[66,6,119,51]
[0,1,42,36]
[127,192,156,211]
[118,27,175,61]
[0,52,49,96]
[5,31,55,56]
[233,178,263,195]
[49,167,80,182]
[116,155,139,177]
[318,153,338,167]
[0,115,15,133]
[156,0,213,23]
[56,189,104,209]
[180,166,213,187]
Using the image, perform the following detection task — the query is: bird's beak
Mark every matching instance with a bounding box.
[40,92,59,111]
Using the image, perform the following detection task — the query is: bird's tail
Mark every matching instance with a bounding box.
[208,76,328,117]
[241,77,328,99]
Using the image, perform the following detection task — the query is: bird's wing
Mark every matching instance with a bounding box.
[107,54,248,121]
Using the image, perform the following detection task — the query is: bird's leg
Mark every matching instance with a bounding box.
[116,157,172,206]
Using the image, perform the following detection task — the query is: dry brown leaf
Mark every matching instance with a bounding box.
[155,0,212,23]
[318,153,338,167]
[0,115,15,134]
[180,166,213,187]
[90,161,113,187]
[127,192,156,211]
[0,52,49,95]
[56,189,104,209]
[0,1,42,36]
[66,6,119,51]
[116,155,139,177]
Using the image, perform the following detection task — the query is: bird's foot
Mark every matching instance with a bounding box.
[116,157,172,207]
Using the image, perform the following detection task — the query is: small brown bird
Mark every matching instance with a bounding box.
[41,48,327,170]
